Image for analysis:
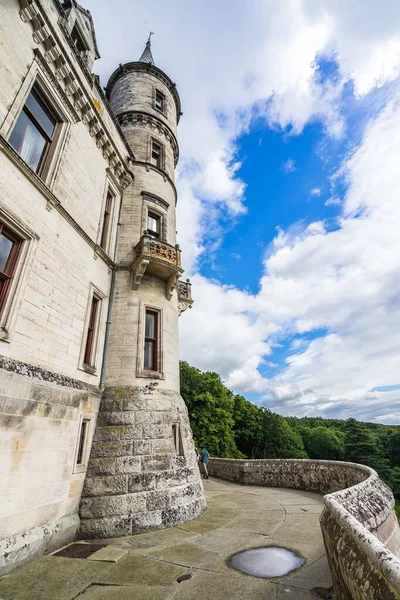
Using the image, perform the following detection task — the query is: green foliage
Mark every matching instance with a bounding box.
[387,431,400,467]
[303,426,344,460]
[180,362,240,457]
[256,410,307,459]
[179,361,400,503]
[232,394,263,458]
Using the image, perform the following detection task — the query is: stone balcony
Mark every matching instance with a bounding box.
[178,279,194,316]
[131,233,184,299]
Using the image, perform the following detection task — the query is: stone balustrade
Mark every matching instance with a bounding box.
[208,458,400,600]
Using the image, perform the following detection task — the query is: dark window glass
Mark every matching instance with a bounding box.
[71,24,87,54]
[147,212,160,238]
[100,191,113,251]
[76,420,88,465]
[9,88,57,175]
[151,142,162,168]
[144,310,158,371]
[0,224,22,314]
[155,91,164,112]
[83,296,99,366]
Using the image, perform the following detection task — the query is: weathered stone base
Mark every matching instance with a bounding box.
[0,514,79,577]
[79,386,206,538]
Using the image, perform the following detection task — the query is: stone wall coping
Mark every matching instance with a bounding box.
[325,490,400,588]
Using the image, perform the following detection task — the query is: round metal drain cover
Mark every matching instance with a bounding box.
[228,546,305,578]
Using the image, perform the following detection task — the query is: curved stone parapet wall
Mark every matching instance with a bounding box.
[208,458,400,600]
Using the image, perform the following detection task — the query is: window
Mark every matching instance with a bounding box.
[74,416,93,472]
[9,86,59,176]
[71,23,87,56]
[144,310,158,371]
[155,90,165,112]
[83,295,100,367]
[0,224,22,315]
[147,211,160,239]
[76,419,90,465]
[150,141,162,169]
[100,190,113,251]
[172,423,184,456]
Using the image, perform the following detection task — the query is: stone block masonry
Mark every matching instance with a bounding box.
[0,363,101,576]
[79,386,206,538]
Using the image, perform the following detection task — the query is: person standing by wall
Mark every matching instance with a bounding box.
[200,448,209,479]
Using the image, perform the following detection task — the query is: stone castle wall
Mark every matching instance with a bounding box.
[208,458,400,600]
[0,0,132,574]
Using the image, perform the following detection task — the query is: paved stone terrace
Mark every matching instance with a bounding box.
[0,478,332,600]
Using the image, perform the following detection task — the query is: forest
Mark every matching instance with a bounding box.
[180,361,400,516]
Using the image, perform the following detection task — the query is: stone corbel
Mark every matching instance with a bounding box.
[131,258,149,289]
[178,301,190,317]
[166,273,179,301]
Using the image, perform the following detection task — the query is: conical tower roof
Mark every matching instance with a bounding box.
[139,33,155,65]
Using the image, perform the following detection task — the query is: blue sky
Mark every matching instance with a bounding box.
[85,0,400,424]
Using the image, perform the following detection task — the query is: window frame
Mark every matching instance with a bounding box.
[144,309,159,372]
[137,304,164,378]
[99,189,114,252]
[73,414,94,473]
[154,90,165,113]
[8,83,63,181]
[0,214,33,343]
[0,224,23,315]
[147,211,161,239]
[172,422,184,456]
[79,286,105,375]
[150,139,163,169]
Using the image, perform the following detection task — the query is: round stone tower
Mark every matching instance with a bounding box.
[79,39,206,538]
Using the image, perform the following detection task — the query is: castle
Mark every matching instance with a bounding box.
[0,0,205,575]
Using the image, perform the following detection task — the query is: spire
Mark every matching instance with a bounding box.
[138,32,155,65]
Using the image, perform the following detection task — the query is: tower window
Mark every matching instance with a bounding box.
[155,90,165,112]
[0,223,22,315]
[9,86,59,176]
[151,141,162,169]
[172,423,184,456]
[147,212,160,239]
[71,23,87,57]
[100,190,113,251]
[83,295,100,367]
[144,309,158,371]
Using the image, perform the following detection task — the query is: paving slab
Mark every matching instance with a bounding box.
[0,477,331,600]
[86,546,128,563]
[0,557,114,600]
[174,568,276,600]
[75,583,175,600]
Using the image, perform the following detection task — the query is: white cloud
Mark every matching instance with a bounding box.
[85,1,400,422]
[282,159,297,173]
[310,187,321,196]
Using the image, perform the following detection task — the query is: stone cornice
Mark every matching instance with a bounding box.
[0,135,115,269]
[18,0,134,189]
[0,355,100,392]
[133,161,177,205]
[116,110,179,167]
[141,191,169,211]
[106,62,182,124]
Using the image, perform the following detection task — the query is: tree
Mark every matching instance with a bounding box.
[257,410,308,459]
[387,431,400,467]
[180,362,240,457]
[232,394,263,458]
[343,419,379,465]
[305,426,344,461]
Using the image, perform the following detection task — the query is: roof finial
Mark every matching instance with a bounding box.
[139,32,155,65]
